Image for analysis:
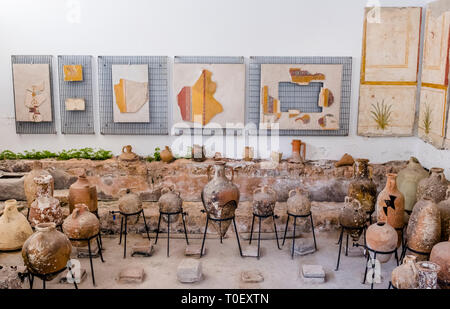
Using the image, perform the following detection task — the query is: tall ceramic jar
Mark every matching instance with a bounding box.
[201,161,239,237]
[23,161,54,208]
[158,186,182,223]
[417,261,441,289]
[376,173,405,247]
[406,198,441,261]
[429,239,450,289]
[22,222,72,279]
[0,200,33,251]
[366,222,398,263]
[118,189,143,215]
[287,188,311,216]
[252,185,277,216]
[29,175,64,227]
[63,204,100,247]
[416,167,448,204]
[391,255,419,289]
[338,196,366,241]
[397,157,428,213]
[437,188,450,241]
[68,172,98,213]
[347,158,377,214]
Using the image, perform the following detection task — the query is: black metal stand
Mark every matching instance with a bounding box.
[355,243,399,290]
[282,212,317,259]
[154,210,189,257]
[334,224,366,271]
[366,210,374,225]
[92,209,103,250]
[111,209,151,259]
[399,242,430,262]
[28,266,78,290]
[68,233,104,286]
[388,281,398,289]
[200,210,243,258]
[248,213,281,259]
[395,226,405,251]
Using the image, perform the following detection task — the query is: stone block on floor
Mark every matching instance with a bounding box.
[301,264,325,284]
[177,259,202,283]
[241,270,264,283]
[117,267,145,284]
[131,242,154,257]
[184,244,206,257]
[242,246,261,257]
[76,241,100,258]
[294,238,316,256]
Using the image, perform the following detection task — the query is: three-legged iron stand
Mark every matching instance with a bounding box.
[92,210,103,250]
[155,210,189,257]
[248,213,281,259]
[399,241,430,262]
[200,210,243,258]
[335,224,366,271]
[111,209,151,258]
[282,212,317,259]
[28,266,77,289]
[68,233,104,286]
[366,210,374,225]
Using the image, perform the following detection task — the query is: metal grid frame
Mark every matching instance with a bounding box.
[58,55,94,134]
[11,55,56,134]
[98,56,168,135]
[248,56,352,136]
[173,56,245,136]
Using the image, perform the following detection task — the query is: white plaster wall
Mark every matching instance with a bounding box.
[1,0,446,170]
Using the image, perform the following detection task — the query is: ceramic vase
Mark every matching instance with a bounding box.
[252,185,277,216]
[287,188,311,216]
[0,199,33,251]
[436,188,450,241]
[23,161,53,208]
[417,261,441,289]
[347,158,377,214]
[416,167,448,204]
[338,196,367,241]
[160,146,174,163]
[243,146,254,162]
[158,186,182,223]
[68,171,98,213]
[289,139,306,163]
[192,144,206,162]
[62,204,100,247]
[366,222,398,263]
[119,145,139,161]
[429,239,450,289]
[396,157,428,213]
[391,255,419,289]
[118,189,143,215]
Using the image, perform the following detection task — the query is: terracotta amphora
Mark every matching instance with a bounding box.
[436,187,450,241]
[430,239,450,289]
[243,146,254,162]
[68,171,98,213]
[63,204,100,247]
[397,157,428,213]
[391,255,419,289]
[119,145,139,161]
[252,185,277,216]
[158,186,182,223]
[0,199,33,251]
[201,161,239,237]
[347,158,377,214]
[29,175,64,227]
[160,146,174,163]
[366,222,398,263]
[417,261,441,289]
[192,144,206,162]
[118,189,143,215]
[22,222,72,279]
[23,161,53,208]
[289,139,306,163]
[416,167,448,204]
[287,188,311,216]
[406,198,441,261]
[338,196,366,241]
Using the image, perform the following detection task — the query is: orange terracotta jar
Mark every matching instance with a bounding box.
[119,145,139,161]
[289,140,306,163]
[68,172,98,213]
[63,204,100,247]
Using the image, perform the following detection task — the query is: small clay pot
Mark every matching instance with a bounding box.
[252,185,277,216]
[243,146,254,162]
[391,255,419,289]
[158,186,182,223]
[406,198,441,261]
[416,167,448,204]
[338,196,366,241]
[287,188,311,216]
[22,222,72,279]
[119,145,139,161]
[335,153,354,167]
[29,175,64,227]
[192,144,206,162]
[288,139,306,163]
[0,199,33,251]
[63,204,100,247]
[23,161,53,208]
[397,157,428,212]
[366,222,397,263]
[347,158,377,214]
[417,261,441,289]
[429,240,450,289]
[437,188,450,241]
[68,171,98,213]
[118,189,143,215]
[160,146,174,163]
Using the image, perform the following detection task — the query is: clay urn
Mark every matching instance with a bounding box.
[391,255,419,289]
[437,187,450,241]
[158,186,182,223]
[201,161,239,237]
[288,139,306,163]
[347,158,377,214]
[397,157,428,213]
[338,196,366,241]
[118,189,143,215]
[416,167,448,204]
[243,146,254,162]
[366,222,398,263]
[429,239,450,289]
[192,144,206,162]
[0,199,33,251]
[23,161,54,208]
[62,204,100,247]
[160,146,174,163]
[417,261,441,289]
[22,222,72,279]
[68,171,98,213]
[29,175,64,227]
[287,188,311,216]
[406,197,441,261]
[252,185,277,216]
[376,173,405,246]
[335,153,355,167]
[119,145,139,161]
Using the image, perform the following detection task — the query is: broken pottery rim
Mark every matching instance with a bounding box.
[35,222,56,232]
[416,261,441,273]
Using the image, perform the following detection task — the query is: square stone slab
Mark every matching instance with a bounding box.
[177,259,202,283]
[117,267,145,284]
[185,244,206,257]
[242,246,261,257]
[58,268,87,284]
[131,242,154,257]
[302,265,325,278]
[241,270,264,283]
[303,277,325,284]
[76,241,100,258]
[294,239,316,256]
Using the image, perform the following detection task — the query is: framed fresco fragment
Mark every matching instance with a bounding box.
[173,61,245,131]
[63,65,83,81]
[357,7,422,137]
[112,64,149,123]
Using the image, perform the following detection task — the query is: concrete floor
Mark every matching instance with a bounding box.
[0,230,399,289]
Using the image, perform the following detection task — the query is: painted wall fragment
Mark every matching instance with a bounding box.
[63,65,83,81]
[65,98,85,111]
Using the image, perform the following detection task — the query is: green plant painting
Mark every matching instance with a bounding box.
[370,100,393,130]
[422,103,432,135]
